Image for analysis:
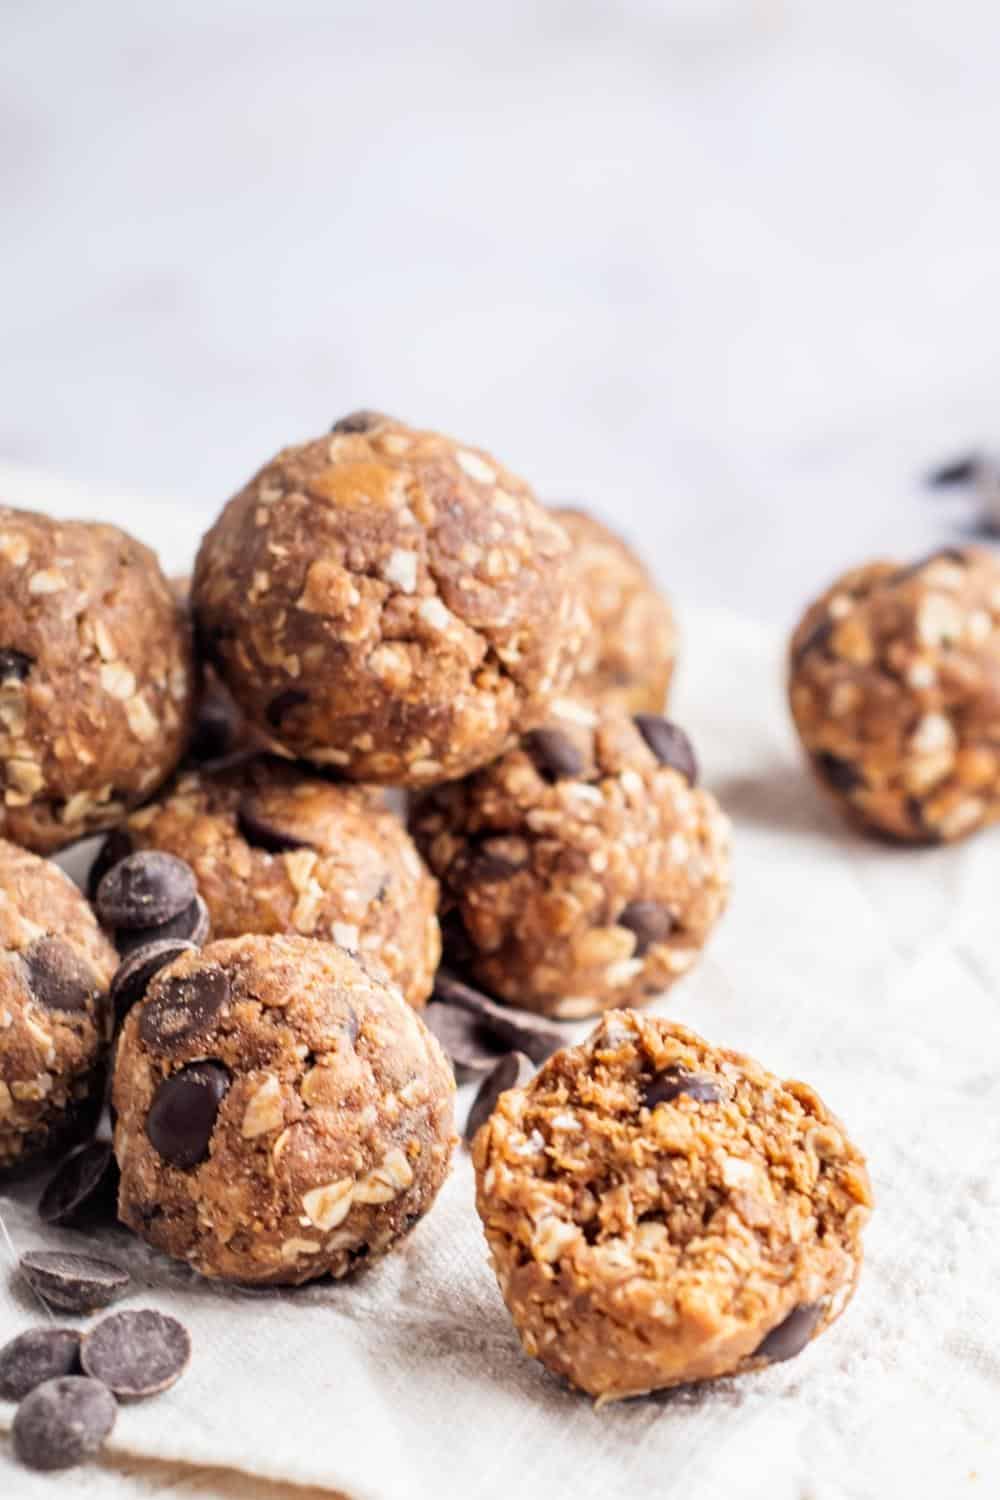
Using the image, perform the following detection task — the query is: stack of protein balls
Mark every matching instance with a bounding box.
[1,413,885,1445]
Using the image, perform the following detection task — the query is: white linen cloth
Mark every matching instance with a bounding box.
[1,595,999,1499]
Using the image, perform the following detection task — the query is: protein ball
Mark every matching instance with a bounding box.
[192,414,587,784]
[0,508,195,853]
[0,840,116,1171]
[112,935,456,1285]
[411,703,730,1018]
[473,1010,873,1400]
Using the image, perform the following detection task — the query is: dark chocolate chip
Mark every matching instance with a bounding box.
[12,1376,116,1471]
[80,1309,191,1399]
[87,829,134,902]
[20,1251,130,1314]
[110,939,197,1022]
[97,851,197,930]
[812,751,864,795]
[927,453,980,487]
[633,716,698,784]
[266,688,308,729]
[115,895,210,958]
[188,688,242,764]
[423,1003,506,1078]
[617,900,674,956]
[464,1052,534,1144]
[138,966,230,1051]
[38,1142,119,1229]
[431,970,566,1067]
[524,728,584,782]
[237,796,311,853]
[643,1065,721,1109]
[23,939,99,1013]
[145,1060,230,1167]
[466,846,526,883]
[0,647,33,683]
[754,1302,823,1363]
[330,410,388,434]
[0,1328,81,1401]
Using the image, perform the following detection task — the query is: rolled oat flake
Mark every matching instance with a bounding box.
[12,1375,117,1471]
[81,1309,191,1398]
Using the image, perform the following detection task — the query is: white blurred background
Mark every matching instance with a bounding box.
[3,0,1000,619]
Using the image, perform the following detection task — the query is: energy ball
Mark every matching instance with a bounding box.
[556,508,678,715]
[0,840,116,1171]
[112,935,456,1285]
[116,756,440,1009]
[473,1010,873,1400]
[411,704,730,1019]
[789,546,1000,842]
[0,507,195,853]
[192,413,587,784]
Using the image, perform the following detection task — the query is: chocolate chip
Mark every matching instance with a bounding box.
[424,1003,506,1078]
[266,688,308,729]
[19,1251,130,1314]
[524,728,584,782]
[754,1302,823,1363]
[431,970,566,1067]
[81,1309,191,1399]
[110,939,197,1022]
[466,846,526,883]
[38,1142,119,1229]
[813,751,864,795]
[145,1060,230,1167]
[97,851,197,930]
[927,453,980,487]
[188,688,241,764]
[617,900,674,955]
[86,829,134,902]
[23,938,99,1013]
[633,716,698,783]
[237,796,311,853]
[0,647,33,682]
[464,1052,534,1144]
[138,966,230,1051]
[12,1376,116,1471]
[115,895,210,958]
[643,1065,721,1109]
[0,1329,81,1401]
[330,410,388,434]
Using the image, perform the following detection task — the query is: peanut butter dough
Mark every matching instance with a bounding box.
[192,413,587,784]
[0,840,117,1171]
[473,1010,873,1400]
[0,508,195,853]
[116,757,440,1009]
[112,935,456,1285]
[789,546,1000,842]
[411,704,730,1018]
[556,508,677,715]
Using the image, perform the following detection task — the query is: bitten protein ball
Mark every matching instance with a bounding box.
[411,704,730,1019]
[473,1010,873,1400]
[789,546,1000,842]
[556,508,678,715]
[0,841,117,1171]
[115,756,440,1009]
[112,935,455,1284]
[0,508,195,853]
[192,413,587,784]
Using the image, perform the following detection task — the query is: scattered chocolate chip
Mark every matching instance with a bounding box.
[812,751,864,795]
[19,1251,130,1314]
[81,1309,191,1399]
[927,453,980,487]
[423,1004,505,1078]
[38,1142,119,1229]
[643,1065,721,1109]
[0,1328,81,1401]
[87,829,134,902]
[145,1060,231,1167]
[22,939,99,1013]
[138,966,230,1050]
[110,939,197,1022]
[633,716,698,784]
[617,900,674,956]
[115,895,210,958]
[97,852,197,931]
[237,796,311,853]
[431,970,566,1067]
[464,1052,534,1144]
[266,688,308,729]
[0,647,33,683]
[754,1302,823,1363]
[330,410,388,434]
[524,727,584,782]
[12,1376,116,1471]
